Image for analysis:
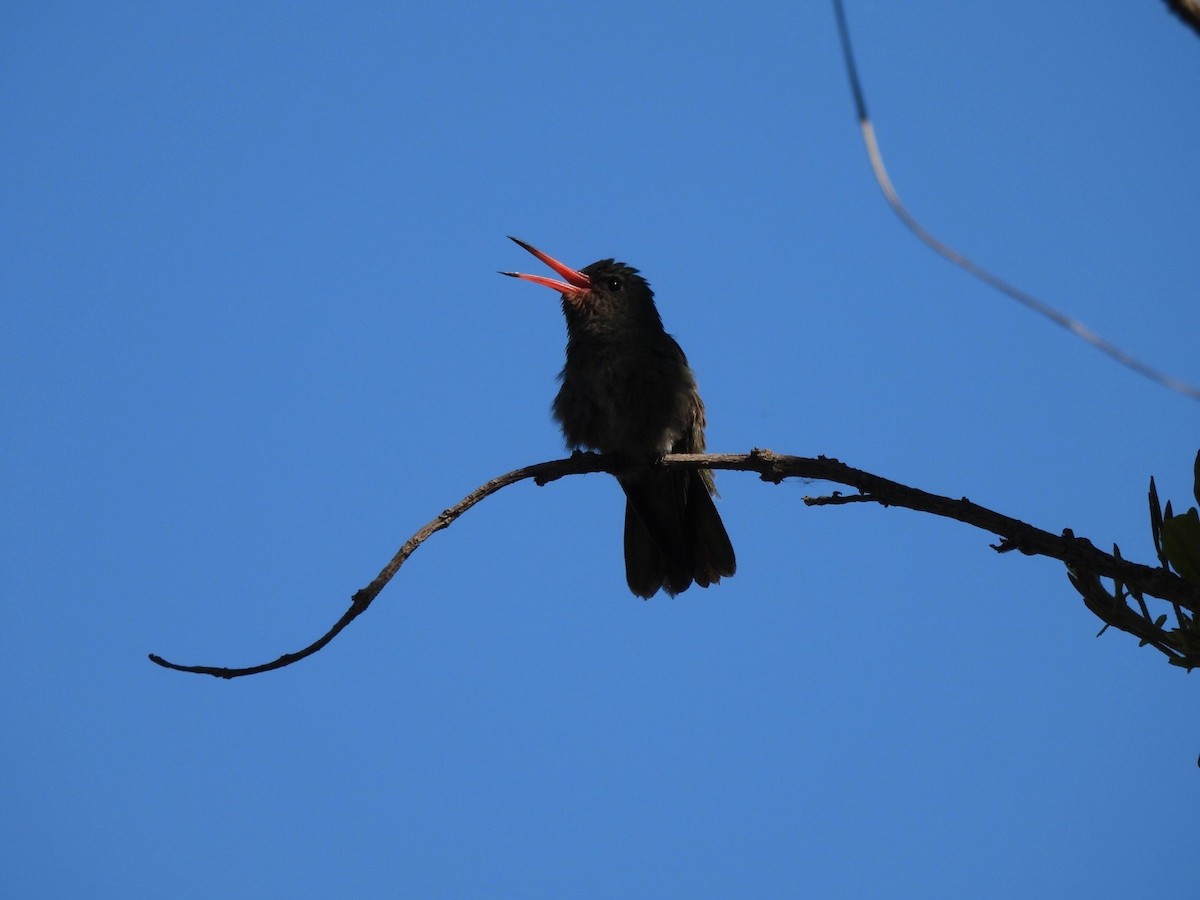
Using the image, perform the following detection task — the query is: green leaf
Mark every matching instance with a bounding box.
[1161,507,1200,588]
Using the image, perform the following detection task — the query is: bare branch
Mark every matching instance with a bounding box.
[148,452,612,679]
[149,449,1200,678]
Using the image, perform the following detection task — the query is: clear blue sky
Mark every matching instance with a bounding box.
[4,3,1198,897]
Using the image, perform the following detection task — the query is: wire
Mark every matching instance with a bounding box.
[831,0,1200,401]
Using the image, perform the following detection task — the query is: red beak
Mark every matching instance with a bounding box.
[500,237,592,294]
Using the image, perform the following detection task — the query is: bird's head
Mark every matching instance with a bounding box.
[501,237,658,327]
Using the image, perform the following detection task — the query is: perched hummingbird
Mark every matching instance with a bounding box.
[502,237,736,598]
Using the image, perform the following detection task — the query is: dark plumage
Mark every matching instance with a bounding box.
[502,238,736,598]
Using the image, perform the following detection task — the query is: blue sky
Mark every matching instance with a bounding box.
[3,2,1199,897]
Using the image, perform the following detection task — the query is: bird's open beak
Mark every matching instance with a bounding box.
[500,237,592,294]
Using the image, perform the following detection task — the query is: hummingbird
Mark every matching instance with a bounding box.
[501,237,735,598]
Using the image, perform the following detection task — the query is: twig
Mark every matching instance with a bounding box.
[149,452,613,679]
[149,449,1200,678]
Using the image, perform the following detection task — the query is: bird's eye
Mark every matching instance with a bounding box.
[604,277,622,291]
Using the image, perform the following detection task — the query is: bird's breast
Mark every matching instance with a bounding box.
[554,343,697,456]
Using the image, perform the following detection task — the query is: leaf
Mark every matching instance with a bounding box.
[1193,449,1200,509]
[1161,507,1200,588]
[1149,476,1165,560]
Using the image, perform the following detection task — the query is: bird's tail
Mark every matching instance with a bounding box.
[619,468,736,599]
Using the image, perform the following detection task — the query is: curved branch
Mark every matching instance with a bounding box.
[148,452,613,678]
[149,449,1200,678]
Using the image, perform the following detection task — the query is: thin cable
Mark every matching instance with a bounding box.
[832,0,1200,401]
